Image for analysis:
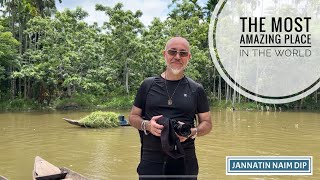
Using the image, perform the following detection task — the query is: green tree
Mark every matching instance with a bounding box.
[141,18,167,78]
[204,0,219,21]
[0,0,61,99]
[0,24,19,99]
[165,0,214,89]
[96,3,144,94]
[16,7,106,104]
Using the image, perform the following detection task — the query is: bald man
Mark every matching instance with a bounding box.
[129,37,212,180]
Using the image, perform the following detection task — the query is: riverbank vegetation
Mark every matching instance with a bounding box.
[1,0,319,111]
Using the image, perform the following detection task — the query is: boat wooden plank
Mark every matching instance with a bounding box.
[63,118,85,127]
[33,156,67,180]
[63,118,130,127]
[60,167,88,180]
[34,156,62,177]
[33,156,88,180]
[0,176,8,180]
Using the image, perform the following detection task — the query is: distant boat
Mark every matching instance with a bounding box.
[118,115,131,126]
[32,156,88,180]
[0,176,8,180]
[63,115,130,127]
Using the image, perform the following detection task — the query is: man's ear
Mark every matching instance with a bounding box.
[189,53,192,59]
[163,50,166,58]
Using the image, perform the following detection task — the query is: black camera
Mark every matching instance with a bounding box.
[171,119,192,138]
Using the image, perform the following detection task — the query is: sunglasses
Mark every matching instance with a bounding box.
[167,49,189,57]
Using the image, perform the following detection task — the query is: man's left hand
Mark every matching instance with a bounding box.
[175,121,196,142]
[176,134,188,142]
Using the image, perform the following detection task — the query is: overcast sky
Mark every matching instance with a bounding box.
[55,0,207,27]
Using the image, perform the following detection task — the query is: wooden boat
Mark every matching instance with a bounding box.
[0,176,8,180]
[33,156,88,180]
[63,118,86,127]
[63,115,130,127]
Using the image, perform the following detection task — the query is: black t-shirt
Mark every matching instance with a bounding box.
[134,76,209,124]
[133,76,209,162]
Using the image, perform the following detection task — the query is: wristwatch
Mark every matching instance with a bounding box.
[191,127,198,139]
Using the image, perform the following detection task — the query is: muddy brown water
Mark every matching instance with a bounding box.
[0,110,319,179]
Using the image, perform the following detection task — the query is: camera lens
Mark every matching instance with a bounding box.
[172,120,191,138]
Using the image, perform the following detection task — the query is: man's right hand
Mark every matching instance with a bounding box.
[146,115,164,137]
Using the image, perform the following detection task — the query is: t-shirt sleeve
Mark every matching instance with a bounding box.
[133,78,150,109]
[196,84,210,113]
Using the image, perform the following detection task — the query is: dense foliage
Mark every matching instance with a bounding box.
[0,0,319,111]
[79,111,119,128]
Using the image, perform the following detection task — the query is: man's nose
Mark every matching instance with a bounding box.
[174,52,181,59]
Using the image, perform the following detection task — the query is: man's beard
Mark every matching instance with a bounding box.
[166,62,188,75]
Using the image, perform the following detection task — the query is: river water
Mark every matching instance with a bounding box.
[0,110,319,179]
